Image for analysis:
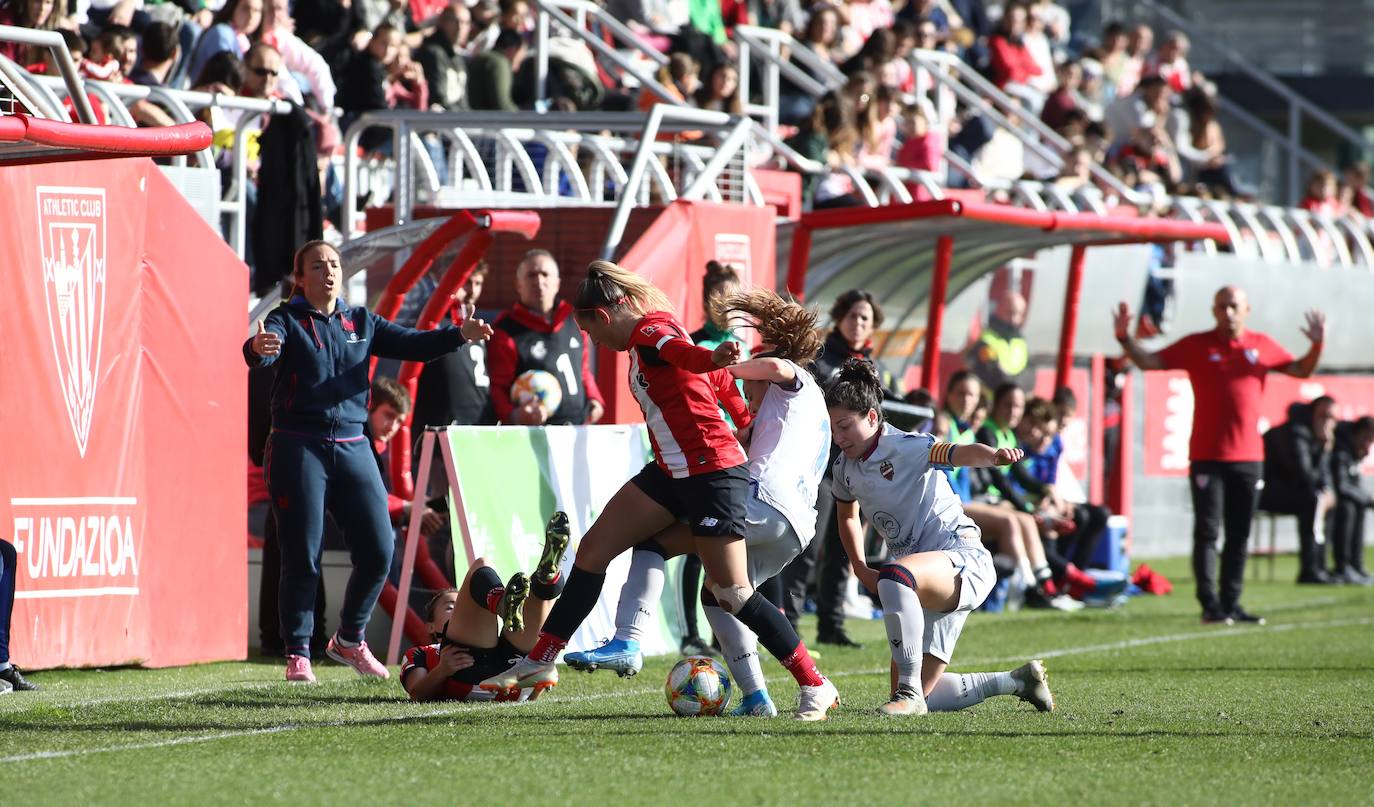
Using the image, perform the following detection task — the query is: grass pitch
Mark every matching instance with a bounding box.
[2,554,1371,806]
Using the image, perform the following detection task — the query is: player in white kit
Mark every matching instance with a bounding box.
[565,290,831,717]
[827,359,1057,716]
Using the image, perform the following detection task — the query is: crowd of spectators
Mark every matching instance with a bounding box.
[6,0,1372,237]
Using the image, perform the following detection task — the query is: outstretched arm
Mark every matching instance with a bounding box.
[944,442,1024,468]
[1114,302,1165,371]
[727,357,797,385]
[1279,310,1325,378]
[244,316,286,368]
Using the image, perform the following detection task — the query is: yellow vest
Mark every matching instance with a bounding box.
[977,331,1029,376]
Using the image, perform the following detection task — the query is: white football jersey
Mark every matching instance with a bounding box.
[831,424,979,559]
[747,360,831,548]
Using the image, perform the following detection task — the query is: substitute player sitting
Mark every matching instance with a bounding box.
[826,359,1055,716]
[401,512,570,702]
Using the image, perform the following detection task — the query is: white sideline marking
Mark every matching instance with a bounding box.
[2,615,1370,764]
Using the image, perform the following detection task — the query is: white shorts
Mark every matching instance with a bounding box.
[743,495,804,586]
[895,535,995,663]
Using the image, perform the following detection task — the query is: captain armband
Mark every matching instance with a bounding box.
[929,441,957,466]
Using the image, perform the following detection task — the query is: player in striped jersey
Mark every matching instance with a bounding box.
[400,512,570,702]
[564,290,832,717]
[481,263,839,720]
[827,359,1056,716]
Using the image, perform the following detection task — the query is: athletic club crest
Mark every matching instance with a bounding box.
[880,460,895,480]
[37,186,107,457]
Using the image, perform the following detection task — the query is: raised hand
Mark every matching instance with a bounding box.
[993,447,1024,466]
[711,340,742,368]
[252,319,282,357]
[460,303,493,342]
[1112,302,1133,341]
[1300,309,1326,344]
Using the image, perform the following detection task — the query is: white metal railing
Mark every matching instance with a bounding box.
[340,107,766,255]
[4,52,290,258]
[732,24,845,133]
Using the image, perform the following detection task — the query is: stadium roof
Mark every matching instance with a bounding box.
[783,198,1233,388]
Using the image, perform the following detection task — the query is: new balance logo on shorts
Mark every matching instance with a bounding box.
[699,517,719,528]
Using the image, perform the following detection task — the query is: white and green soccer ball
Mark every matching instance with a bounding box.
[665,655,732,716]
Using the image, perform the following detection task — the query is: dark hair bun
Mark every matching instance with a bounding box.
[837,357,881,386]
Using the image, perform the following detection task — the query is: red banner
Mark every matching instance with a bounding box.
[0,159,246,668]
[1142,372,1374,477]
[597,200,777,424]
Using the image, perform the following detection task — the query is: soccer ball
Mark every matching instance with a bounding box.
[511,369,563,415]
[665,655,732,716]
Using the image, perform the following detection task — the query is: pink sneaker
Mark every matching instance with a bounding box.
[285,654,317,683]
[326,636,390,679]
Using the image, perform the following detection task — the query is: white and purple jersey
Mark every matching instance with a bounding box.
[831,424,979,559]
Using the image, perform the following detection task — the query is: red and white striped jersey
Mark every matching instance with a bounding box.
[626,311,751,479]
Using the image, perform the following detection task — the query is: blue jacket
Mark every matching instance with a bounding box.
[243,296,467,439]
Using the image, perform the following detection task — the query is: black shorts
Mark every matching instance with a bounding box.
[440,635,526,685]
[631,462,749,538]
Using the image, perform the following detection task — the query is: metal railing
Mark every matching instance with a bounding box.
[340,107,767,255]
[3,49,290,258]
[0,25,94,122]
[732,24,845,133]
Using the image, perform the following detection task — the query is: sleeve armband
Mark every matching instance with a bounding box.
[929,441,957,466]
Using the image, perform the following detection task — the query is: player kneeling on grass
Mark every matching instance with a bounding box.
[401,512,570,702]
[565,289,831,718]
[827,359,1055,716]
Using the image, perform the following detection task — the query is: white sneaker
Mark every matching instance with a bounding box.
[479,656,558,697]
[795,676,839,721]
[1049,594,1085,611]
[877,684,928,716]
[1011,659,1055,712]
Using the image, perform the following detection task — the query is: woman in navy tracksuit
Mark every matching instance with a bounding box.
[245,241,492,683]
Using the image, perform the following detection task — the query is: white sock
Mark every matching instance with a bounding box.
[703,604,766,696]
[612,549,665,644]
[877,577,925,691]
[925,671,1017,712]
[334,634,359,648]
[0,661,11,672]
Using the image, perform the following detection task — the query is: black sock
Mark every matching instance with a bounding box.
[540,566,606,641]
[531,573,564,601]
[468,565,504,610]
[734,591,803,662]
[681,555,702,637]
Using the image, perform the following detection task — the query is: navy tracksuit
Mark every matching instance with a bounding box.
[245,295,469,656]
[0,539,15,665]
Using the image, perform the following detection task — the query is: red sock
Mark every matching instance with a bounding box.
[527,632,567,664]
[780,641,824,688]
[484,587,504,614]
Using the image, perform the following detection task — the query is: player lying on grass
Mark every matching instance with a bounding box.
[480,262,838,721]
[827,359,1056,716]
[400,512,570,702]
[563,289,831,718]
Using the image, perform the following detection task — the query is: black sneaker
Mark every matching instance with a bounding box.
[816,628,862,648]
[1297,570,1339,585]
[1229,607,1266,626]
[0,665,39,691]
[1201,608,1234,626]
